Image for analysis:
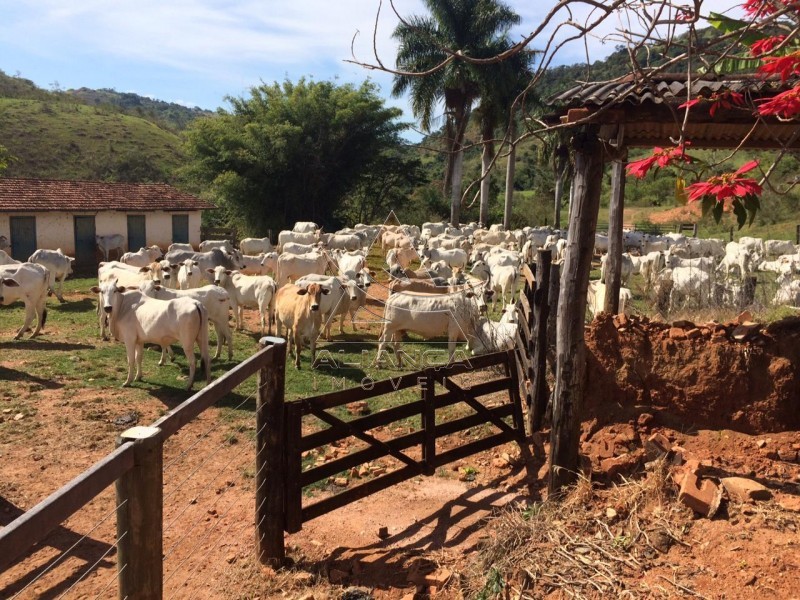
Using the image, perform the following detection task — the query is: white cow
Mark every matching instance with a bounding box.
[239,236,273,255]
[668,266,713,311]
[138,280,233,361]
[421,247,468,270]
[211,267,277,335]
[92,280,210,390]
[376,283,492,366]
[296,274,359,339]
[281,241,323,255]
[0,262,50,339]
[28,248,75,302]
[275,251,329,286]
[587,280,633,318]
[292,221,319,234]
[239,253,272,276]
[198,239,236,253]
[386,247,418,271]
[120,246,163,267]
[96,234,125,261]
[765,239,796,258]
[599,253,635,285]
[0,249,20,265]
[469,261,518,311]
[278,230,317,248]
[168,242,195,252]
[469,317,518,354]
[177,259,203,290]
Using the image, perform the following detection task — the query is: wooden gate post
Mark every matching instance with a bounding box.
[116,426,163,600]
[421,373,436,475]
[549,126,604,495]
[256,336,287,567]
[529,249,552,433]
[604,151,627,314]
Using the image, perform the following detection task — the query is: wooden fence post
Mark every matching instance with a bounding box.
[529,249,552,433]
[256,336,287,568]
[421,373,436,475]
[116,426,163,600]
[604,152,627,314]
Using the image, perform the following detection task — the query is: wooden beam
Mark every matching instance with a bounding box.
[604,151,627,314]
[549,126,604,495]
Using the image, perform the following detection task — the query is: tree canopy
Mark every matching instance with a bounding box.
[183,78,409,234]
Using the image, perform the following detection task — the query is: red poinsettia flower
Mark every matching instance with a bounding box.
[626,143,693,179]
[758,51,800,81]
[743,0,781,16]
[750,35,787,57]
[685,161,762,204]
[757,85,800,118]
[680,91,746,117]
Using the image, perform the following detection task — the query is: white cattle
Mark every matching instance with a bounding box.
[594,233,609,254]
[422,222,447,237]
[773,274,800,306]
[686,237,726,259]
[138,280,233,361]
[259,252,279,275]
[421,247,468,270]
[198,239,236,254]
[281,241,323,255]
[599,253,635,285]
[211,267,277,335]
[292,221,319,234]
[96,234,125,261]
[168,243,195,252]
[0,262,49,339]
[376,283,492,366]
[92,280,210,390]
[296,274,359,339]
[28,248,74,302]
[470,260,518,311]
[739,236,766,257]
[718,242,756,280]
[382,230,414,250]
[275,281,330,369]
[386,247,418,271]
[0,236,8,251]
[0,249,20,265]
[668,266,713,311]
[469,317,517,354]
[278,230,317,248]
[120,246,163,267]
[663,252,716,273]
[337,252,366,281]
[499,303,517,324]
[239,253,272,276]
[97,262,167,338]
[321,233,361,251]
[766,239,796,258]
[178,259,203,290]
[586,280,633,318]
[163,248,241,280]
[239,236,273,256]
[275,251,329,286]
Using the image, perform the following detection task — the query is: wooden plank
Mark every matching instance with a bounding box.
[530,249,552,433]
[518,292,533,328]
[0,443,135,572]
[506,349,526,437]
[299,370,425,413]
[302,465,421,523]
[422,374,436,475]
[300,399,425,451]
[432,431,517,468]
[284,402,304,533]
[299,430,424,487]
[521,263,536,288]
[426,351,508,383]
[442,379,518,437]
[154,343,276,438]
[309,407,420,470]
[604,156,626,314]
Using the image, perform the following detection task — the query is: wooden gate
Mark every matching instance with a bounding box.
[9,216,36,261]
[262,350,524,544]
[127,214,146,251]
[73,215,97,271]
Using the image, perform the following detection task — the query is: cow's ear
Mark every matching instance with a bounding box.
[321,288,330,295]
[171,263,179,269]
[154,285,162,291]
[125,286,138,291]
[90,286,101,293]
[206,268,215,274]
[193,261,199,266]
[139,266,151,273]
[296,288,309,296]
[2,278,19,288]
[225,270,232,275]
[116,286,126,293]
[465,291,475,298]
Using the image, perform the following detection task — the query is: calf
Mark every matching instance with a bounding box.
[93,280,210,390]
[274,282,329,368]
[0,262,49,339]
[28,248,74,303]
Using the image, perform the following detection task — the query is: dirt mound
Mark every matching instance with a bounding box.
[646,203,701,224]
[584,313,800,433]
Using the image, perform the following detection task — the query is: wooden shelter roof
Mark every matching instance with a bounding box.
[544,73,800,149]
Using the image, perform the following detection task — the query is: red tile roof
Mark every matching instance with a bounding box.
[0,178,216,212]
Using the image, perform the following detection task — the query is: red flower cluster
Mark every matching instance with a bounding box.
[679,91,746,117]
[685,161,762,204]
[743,0,782,16]
[626,144,693,179]
[758,50,800,81]
[750,35,786,57]
[757,85,800,117]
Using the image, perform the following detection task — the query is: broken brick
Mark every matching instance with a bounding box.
[679,472,722,517]
[721,477,772,503]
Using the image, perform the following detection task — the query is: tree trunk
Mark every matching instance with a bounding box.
[450,145,464,227]
[553,171,564,230]
[603,153,627,314]
[479,124,494,228]
[503,119,516,230]
[549,127,603,496]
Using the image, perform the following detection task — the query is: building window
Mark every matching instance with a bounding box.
[127,215,147,251]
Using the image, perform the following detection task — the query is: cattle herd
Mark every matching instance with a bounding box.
[1,220,799,390]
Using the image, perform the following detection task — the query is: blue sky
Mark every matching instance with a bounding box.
[1,1,739,127]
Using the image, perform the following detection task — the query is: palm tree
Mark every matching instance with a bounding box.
[392,0,520,227]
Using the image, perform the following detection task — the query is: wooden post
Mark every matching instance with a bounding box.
[549,126,604,496]
[796,224,800,246]
[529,249,552,433]
[421,373,436,475]
[116,426,163,600]
[603,151,627,314]
[546,262,561,377]
[256,336,287,567]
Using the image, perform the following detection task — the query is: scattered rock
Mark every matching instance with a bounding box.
[736,310,753,325]
[226,554,237,564]
[776,495,800,513]
[605,507,618,520]
[346,401,370,416]
[423,568,453,588]
[668,327,687,340]
[370,466,386,477]
[599,453,641,479]
[637,413,654,430]
[777,447,798,463]
[685,327,703,340]
[743,574,757,587]
[14,413,24,421]
[333,477,349,487]
[377,526,389,539]
[672,319,696,329]
[678,472,722,517]
[732,322,761,342]
[756,439,767,449]
[328,568,349,584]
[645,433,671,460]
[649,530,673,553]
[721,477,772,502]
